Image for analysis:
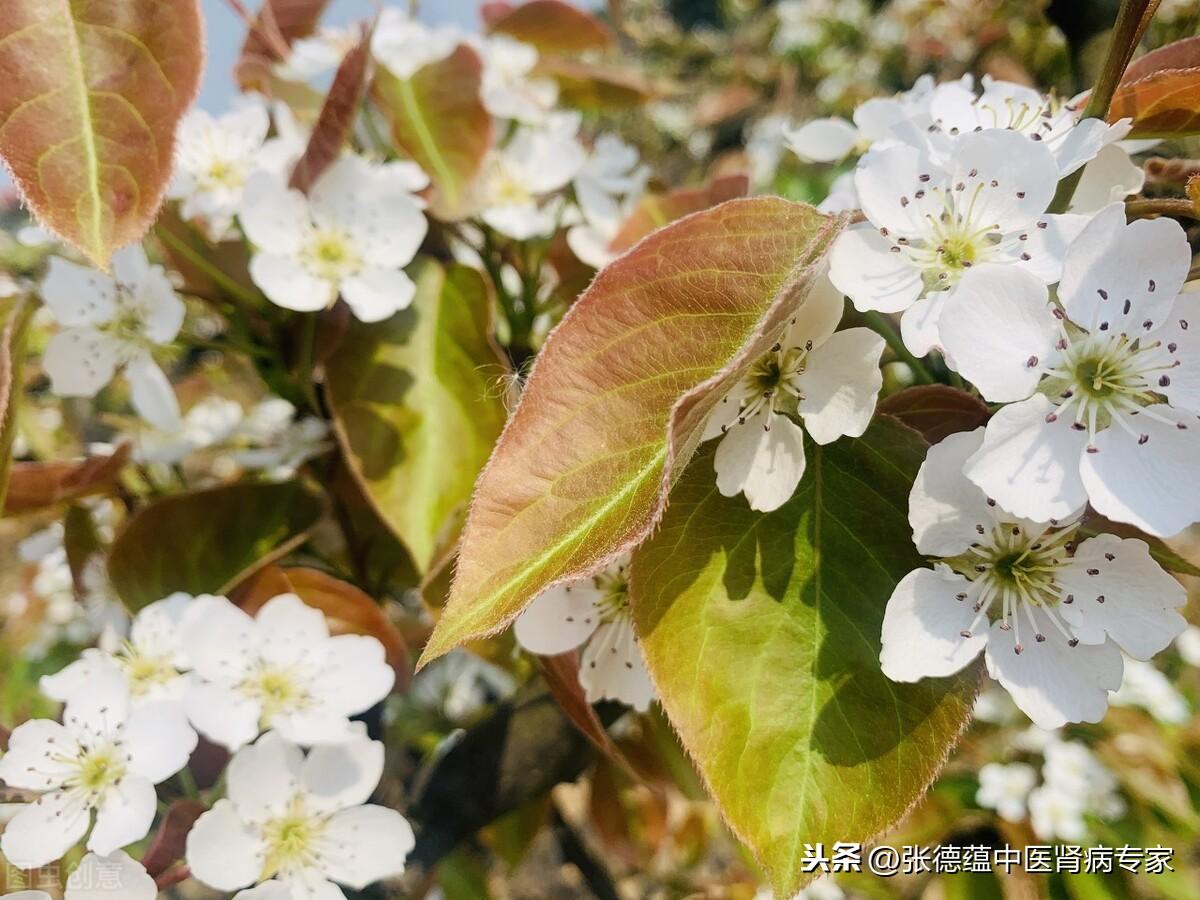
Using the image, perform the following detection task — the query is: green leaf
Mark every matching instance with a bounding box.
[326,261,509,573]
[373,45,493,218]
[107,481,325,611]
[0,1,204,267]
[418,199,843,666]
[629,419,977,896]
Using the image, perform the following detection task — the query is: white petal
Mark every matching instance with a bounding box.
[185,681,262,752]
[578,619,656,712]
[0,719,79,790]
[783,117,859,162]
[130,266,185,344]
[121,701,197,783]
[44,329,121,397]
[184,595,258,681]
[1015,213,1090,284]
[1079,407,1200,537]
[828,224,923,314]
[271,710,360,747]
[713,408,807,513]
[854,142,941,236]
[227,731,305,823]
[302,727,384,813]
[87,775,156,856]
[239,172,312,254]
[233,882,294,900]
[566,224,615,269]
[965,395,1089,522]
[250,253,337,313]
[796,327,885,444]
[41,258,116,326]
[1057,534,1186,658]
[985,615,1121,730]
[0,790,91,869]
[65,850,157,900]
[1052,117,1112,176]
[320,805,415,888]
[908,428,995,556]
[786,272,846,352]
[185,799,266,892]
[111,245,151,286]
[899,290,948,357]
[62,669,131,739]
[311,635,395,715]
[513,582,603,655]
[1069,144,1145,213]
[126,356,181,431]
[1058,203,1190,334]
[255,593,330,666]
[880,568,987,681]
[481,202,555,241]
[339,268,416,323]
[309,158,427,267]
[1139,292,1200,413]
[947,129,1057,232]
[936,264,1058,403]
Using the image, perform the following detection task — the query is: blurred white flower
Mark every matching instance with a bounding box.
[1176,625,1200,665]
[880,428,1186,729]
[372,8,461,79]
[186,729,413,898]
[0,671,196,868]
[976,762,1037,821]
[703,276,884,512]
[409,650,516,721]
[274,26,358,83]
[133,395,244,465]
[230,398,331,478]
[1028,784,1088,841]
[474,34,558,123]
[515,558,655,711]
[1111,657,1189,724]
[239,155,427,321]
[566,134,648,267]
[972,684,1021,725]
[184,593,394,750]
[40,245,184,429]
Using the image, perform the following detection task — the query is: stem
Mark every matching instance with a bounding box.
[153,226,262,310]
[295,312,322,414]
[862,311,935,385]
[1124,198,1199,219]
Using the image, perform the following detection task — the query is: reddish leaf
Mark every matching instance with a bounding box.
[4,445,131,516]
[1109,43,1200,138]
[141,799,207,877]
[481,2,517,27]
[236,0,331,91]
[1122,35,1200,83]
[373,45,494,218]
[234,565,411,688]
[290,24,374,193]
[419,199,843,665]
[487,0,613,54]
[608,174,749,253]
[877,385,991,445]
[538,59,654,111]
[0,2,204,267]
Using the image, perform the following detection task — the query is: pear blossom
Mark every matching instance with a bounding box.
[40,245,185,430]
[185,729,414,899]
[40,593,198,709]
[937,205,1199,535]
[1176,625,1200,665]
[1068,143,1146,214]
[371,8,461,79]
[229,397,331,477]
[566,135,649,267]
[828,128,1088,356]
[1111,657,1189,723]
[132,395,244,465]
[273,27,359,83]
[702,275,885,512]
[514,558,655,711]
[184,593,394,751]
[474,34,558,123]
[0,671,196,868]
[879,428,1186,729]
[169,105,272,239]
[64,851,158,900]
[239,155,427,322]
[479,114,586,240]
[1028,785,1088,841]
[410,651,515,722]
[975,762,1036,821]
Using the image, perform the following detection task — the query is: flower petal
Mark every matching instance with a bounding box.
[44,329,121,398]
[964,395,1089,522]
[41,258,116,327]
[185,681,262,752]
[302,726,384,813]
[339,268,416,323]
[796,327,885,444]
[578,619,655,712]
[121,701,197,783]
[227,731,305,823]
[1139,292,1200,414]
[828,224,923,314]
[185,799,266,892]
[126,356,181,432]
[249,253,336,313]
[936,264,1058,403]
[908,429,995,556]
[713,408,807,513]
[513,581,603,655]
[783,117,859,162]
[87,775,156,856]
[311,635,395,715]
[239,173,312,255]
[1069,144,1145,213]
[786,272,847,355]
[946,129,1057,233]
[1014,213,1090,284]
[320,805,415,888]
[0,719,79,790]
[899,290,949,357]
[0,790,91,869]
[880,568,987,682]
[65,851,157,900]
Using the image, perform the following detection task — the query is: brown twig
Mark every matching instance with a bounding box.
[1125,198,1199,219]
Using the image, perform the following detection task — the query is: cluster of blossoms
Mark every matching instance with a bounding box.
[976,729,1125,841]
[0,592,406,897]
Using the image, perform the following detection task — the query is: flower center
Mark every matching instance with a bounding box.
[592,566,631,624]
[202,158,246,192]
[261,796,325,880]
[68,744,127,799]
[239,664,312,721]
[303,231,360,281]
[118,643,180,698]
[722,338,812,430]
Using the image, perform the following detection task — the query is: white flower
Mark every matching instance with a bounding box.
[829,129,1087,356]
[41,593,198,708]
[184,593,394,750]
[1069,144,1145,214]
[133,395,244,465]
[702,276,885,511]
[274,27,358,83]
[0,671,196,868]
[185,729,414,898]
[514,558,655,712]
[1177,625,1200,665]
[1041,740,1125,820]
[474,34,558,123]
[1028,785,1088,841]
[371,8,461,79]
[926,76,1128,177]
[972,684,1021,725]
[479,113,586,240]
[65,851,158,900]
[1111,657,1189,723]
[230,398,330,477]
[879,428,1187,729]
[170,105,272,239]
[239,155,427,322]
[40,245,185,429]
[976,762,1037,821]
[937,205,1199,535]
[566,134,648,267]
